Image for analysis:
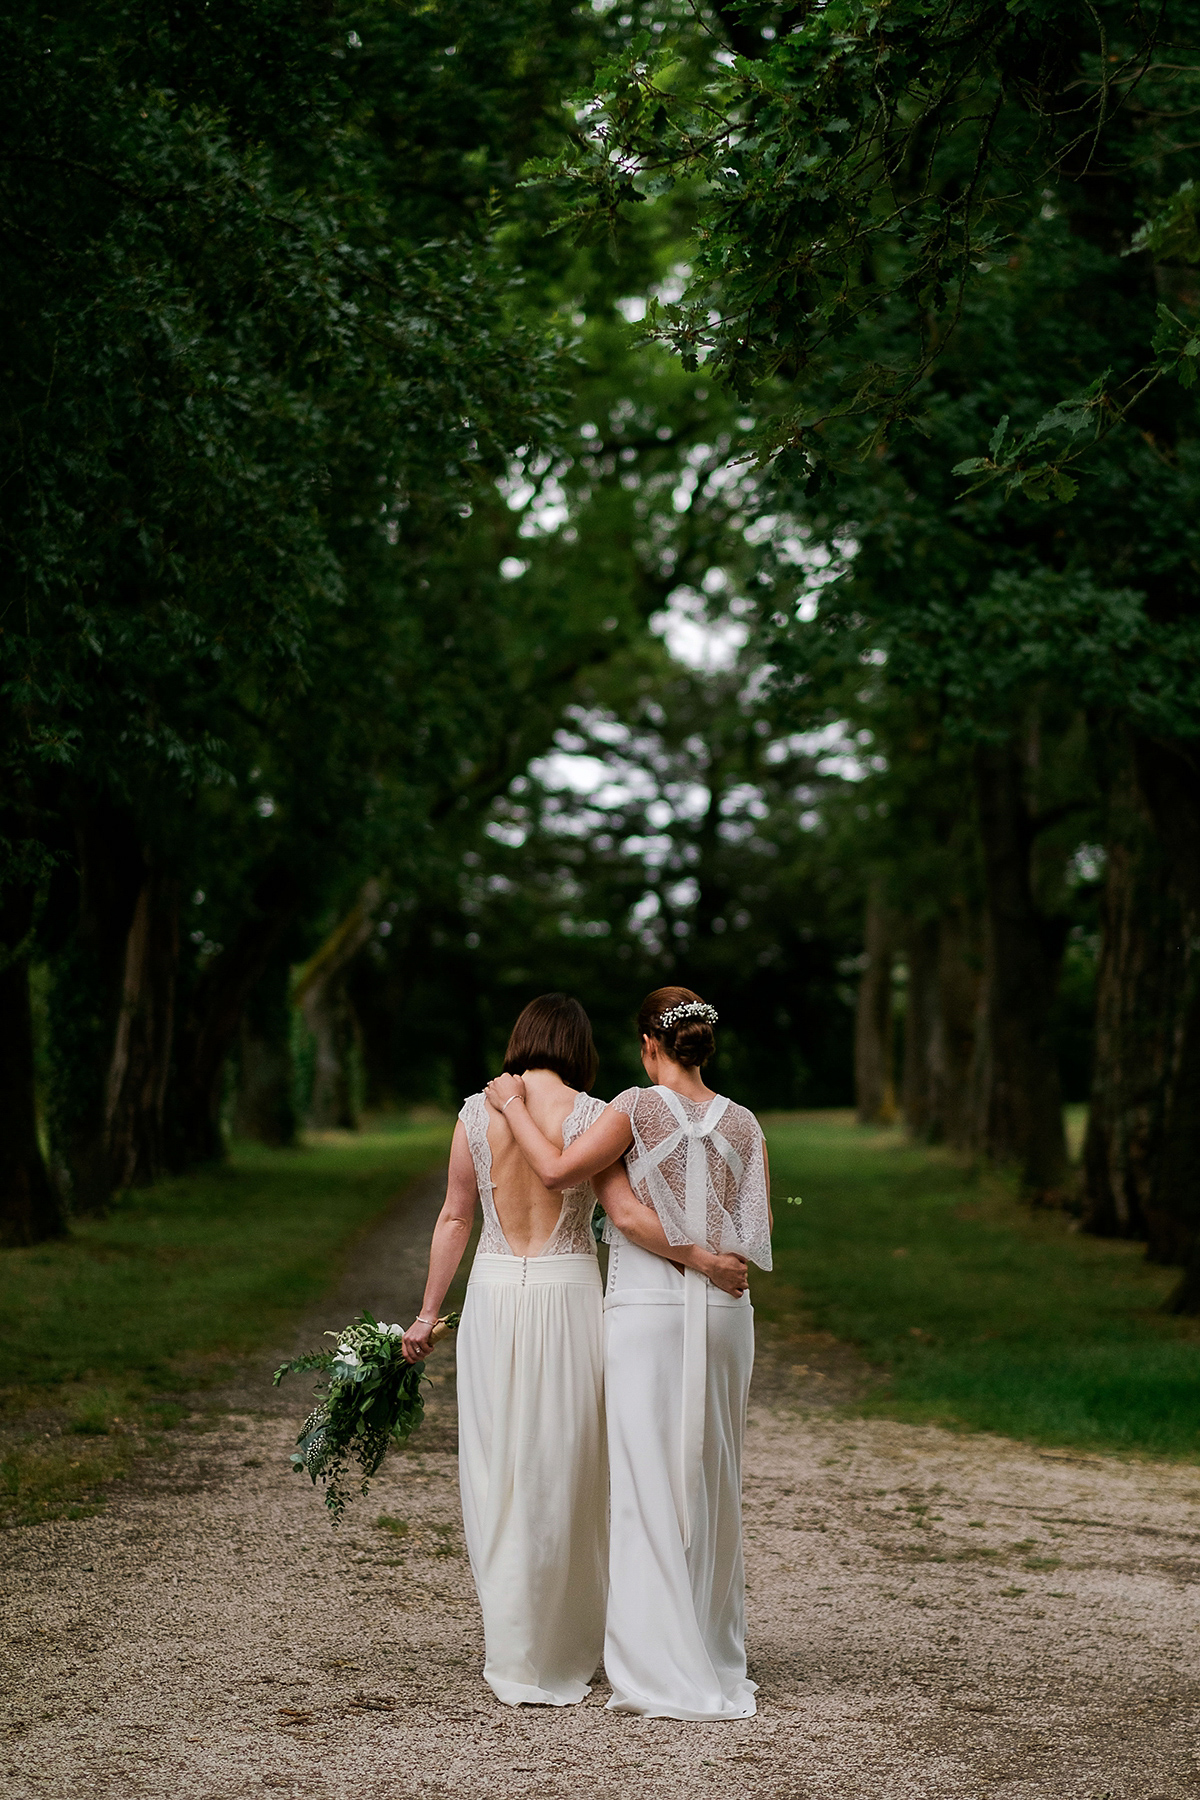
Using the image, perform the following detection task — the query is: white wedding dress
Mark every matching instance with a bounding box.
[455,1090,607,1706]
[602,1085,771,1720]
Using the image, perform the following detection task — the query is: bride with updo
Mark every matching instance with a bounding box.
[488,984,772,1721]
[403,992,747,1710]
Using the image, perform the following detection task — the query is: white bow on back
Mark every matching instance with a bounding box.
[625,1087,745,1548]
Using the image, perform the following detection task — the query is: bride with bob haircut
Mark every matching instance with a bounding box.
[403,992,747,1709]
[487,984,771,1721]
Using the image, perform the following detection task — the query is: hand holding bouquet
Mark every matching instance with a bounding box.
[273,1310,458,1522]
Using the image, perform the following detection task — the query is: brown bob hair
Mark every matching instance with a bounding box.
[503,993,599,1092]
[637,985,716,1070]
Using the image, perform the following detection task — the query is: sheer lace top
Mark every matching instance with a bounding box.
[605,1086,772,1271]
[459,1090,606,1257]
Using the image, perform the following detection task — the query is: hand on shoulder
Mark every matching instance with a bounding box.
[485,1072,526,1114]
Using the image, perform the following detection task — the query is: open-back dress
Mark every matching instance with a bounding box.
[602,1084,771,1720]
[455,1089,608,1706]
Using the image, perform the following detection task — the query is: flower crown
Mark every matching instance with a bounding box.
[656,1001,719,1031]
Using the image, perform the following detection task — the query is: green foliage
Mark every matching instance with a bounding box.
[7,0,689,1200]
[274,1309,460,1523]
[1132,179,1200,268]
[547,2,1200,466]
[3,0,559,802]
[533,0,1200,782]
[760,1115,1200,1458]
[0,0,655,897]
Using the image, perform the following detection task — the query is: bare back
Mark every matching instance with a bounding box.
[487,1071,583,1255]
[459,1073,605,1258]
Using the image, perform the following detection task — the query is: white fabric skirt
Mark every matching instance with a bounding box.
[456,1251,606,1706]
[603,1231,756,1720]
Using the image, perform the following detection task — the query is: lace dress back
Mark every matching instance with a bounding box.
[459,1090,605,1257]
[606,1086,772,1270]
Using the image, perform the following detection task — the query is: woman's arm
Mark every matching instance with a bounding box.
[401,1123,478,1364]
[764,1139,773,1234]
[592,1161,748,1299]
[484,1072,633,1187]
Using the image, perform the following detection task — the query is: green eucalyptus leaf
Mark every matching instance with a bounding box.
[279,1310,457,1521]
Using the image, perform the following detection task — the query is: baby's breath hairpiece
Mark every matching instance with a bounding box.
[657,1001,719,1030]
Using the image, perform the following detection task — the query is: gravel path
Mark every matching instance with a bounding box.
[4,1169,1199,1800]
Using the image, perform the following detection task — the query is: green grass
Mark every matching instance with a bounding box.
[0,1117,451,1524]
[758,1111,1200,1460]
[1,1118,452,1391]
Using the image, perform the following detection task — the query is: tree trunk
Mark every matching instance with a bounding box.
[1082,735,1200,1309]
[294,883,380,1132]
[1082,767,1176,1239]
[1129,735,1200,1308]
[1155,988,1200,1310]
[105,869,180,1188]
[0,886,65,1245]
[45,804,143,1212]
[303,977,363,1130]
[902,918,939,1138]
[855,884,896,1124]
[170,868,303,1168]
[927,901,983,1151]
[233,951,296,1147]
[972,742,1068,1195]
[347,945,402,1112]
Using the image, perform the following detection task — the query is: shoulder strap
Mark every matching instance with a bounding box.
[459,1092,495,1195]
[699,1093,731,1135]
[561,1090,603,1147]
[653,1085,690,1131]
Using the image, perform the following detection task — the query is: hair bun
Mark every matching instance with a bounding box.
[636,985,717,1069]
[670,1016,715,1069]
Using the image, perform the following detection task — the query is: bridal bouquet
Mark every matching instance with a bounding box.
[273,1310,458,1522]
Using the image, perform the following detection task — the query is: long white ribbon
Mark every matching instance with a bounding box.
[625,1087,740,1550]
